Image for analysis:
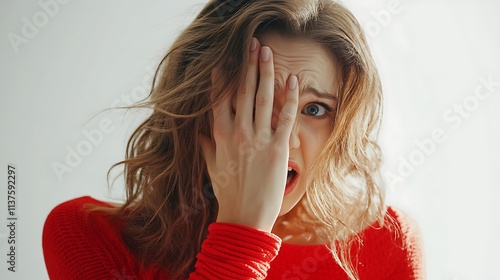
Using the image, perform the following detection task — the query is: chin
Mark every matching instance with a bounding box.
[278,183,306,216]
[278,205,295,217]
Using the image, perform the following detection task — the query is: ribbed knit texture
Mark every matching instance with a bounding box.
[42,196,423,279]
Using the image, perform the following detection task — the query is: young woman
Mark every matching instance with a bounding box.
[43,0,424,279]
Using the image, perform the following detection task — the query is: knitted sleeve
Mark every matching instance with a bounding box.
[42,197,281,280]
[189,223,282,279]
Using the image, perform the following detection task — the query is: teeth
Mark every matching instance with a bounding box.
[288,167,292,171]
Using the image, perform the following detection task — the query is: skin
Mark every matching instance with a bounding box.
[258,32,339,217]
[199,32,338,235]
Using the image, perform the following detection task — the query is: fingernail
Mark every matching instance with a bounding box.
[261,46,270,62]
[288,75,297,90]
[250,37,257,51]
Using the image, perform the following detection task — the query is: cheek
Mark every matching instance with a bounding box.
[299,123,331,167]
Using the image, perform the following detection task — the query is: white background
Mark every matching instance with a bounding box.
[1,0,499,279]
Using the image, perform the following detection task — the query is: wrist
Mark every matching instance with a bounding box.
[216,211,276,232]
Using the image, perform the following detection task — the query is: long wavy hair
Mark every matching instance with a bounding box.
[89,0,387,279]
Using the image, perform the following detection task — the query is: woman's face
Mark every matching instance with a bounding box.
[257,32,339,216]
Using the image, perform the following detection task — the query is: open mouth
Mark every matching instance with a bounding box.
[286,167,297,185]
[285,165,299,195]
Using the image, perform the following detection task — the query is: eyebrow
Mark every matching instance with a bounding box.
[303,86,338,101]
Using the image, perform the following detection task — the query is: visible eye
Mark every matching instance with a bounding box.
[301,102,333,118]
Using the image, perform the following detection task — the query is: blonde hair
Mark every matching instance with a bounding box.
[90,0,387,279]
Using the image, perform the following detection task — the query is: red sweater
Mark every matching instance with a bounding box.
[42,196,423,279]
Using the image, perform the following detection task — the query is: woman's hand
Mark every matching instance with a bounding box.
[199,37,299,232]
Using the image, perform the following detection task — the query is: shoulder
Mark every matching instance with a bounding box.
[384,206,424,257]
[43,195,124,248]
[362,206,425,279]
[385,206,422,241]
[42,196,138,278]
[43,196,119,238]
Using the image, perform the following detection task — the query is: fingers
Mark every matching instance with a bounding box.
[211,37,297,147]
[234,37,260,127]
[254,46,275,130]
[274,75,299,144]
